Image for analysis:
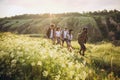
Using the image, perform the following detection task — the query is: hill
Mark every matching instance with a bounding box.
[0,10,120,42]
[0,32,120,80]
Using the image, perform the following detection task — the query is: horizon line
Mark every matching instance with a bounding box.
[0,9,119,18]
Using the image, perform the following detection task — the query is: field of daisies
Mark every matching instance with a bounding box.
[0,32,120,80]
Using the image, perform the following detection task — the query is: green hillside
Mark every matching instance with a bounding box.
[0,32,120,80]
[0,10,120,42]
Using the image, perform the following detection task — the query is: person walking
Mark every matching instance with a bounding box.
[66,29,73,52]
[46,24,56,44]
[78,27,88,56]
[61,28,69,46]
[55,27,62,45]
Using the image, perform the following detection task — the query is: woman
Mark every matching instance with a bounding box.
[55,27,61,45]
[66,29,73,52]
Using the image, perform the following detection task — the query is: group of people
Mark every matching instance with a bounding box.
[46,24,88,56]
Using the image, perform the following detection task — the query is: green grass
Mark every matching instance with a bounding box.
[9,19,33,29]
[0,16,102,41]
[0,32,120,80]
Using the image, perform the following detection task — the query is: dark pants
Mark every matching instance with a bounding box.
[62,38,68,45]
[79,42,86,51]
[56,37,61,44]
[67,40,71,46]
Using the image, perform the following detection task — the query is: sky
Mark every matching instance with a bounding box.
[0,0,120,17]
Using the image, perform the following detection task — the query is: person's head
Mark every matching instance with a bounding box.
[83,27,88,33]
[65,27,68,31]
[56,27,60,31]
[69,29,73,34]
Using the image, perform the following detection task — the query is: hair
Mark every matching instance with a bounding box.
[56,27,60,31]
[69,29,73,34]
[70,29,73,31]
[83,27,87,31]
[65,27,68,29]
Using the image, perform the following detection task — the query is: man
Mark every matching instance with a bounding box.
[61,28,69,46]
[66,29,73,52]
[78,27,88,56]
[46,24,56,44]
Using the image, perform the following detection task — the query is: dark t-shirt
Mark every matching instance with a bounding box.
[78,32,88,43]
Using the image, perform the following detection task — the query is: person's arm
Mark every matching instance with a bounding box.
[60,31,62,39]
[53,29,56,38]
[86,35,88,42]
[71,34,73,40]
[84,34,88,43]
[46,28,50,38]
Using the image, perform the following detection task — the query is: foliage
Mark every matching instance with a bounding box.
[0,10,120,42]
[0,32,120,80]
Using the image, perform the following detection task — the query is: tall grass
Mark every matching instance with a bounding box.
[0,32,120,80]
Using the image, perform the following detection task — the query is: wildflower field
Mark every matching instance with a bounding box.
[0,32,120,80]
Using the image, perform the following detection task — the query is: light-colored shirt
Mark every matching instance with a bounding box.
[67,33,73,40]
[56,31,61,37]
[50,29,53,38]
[63,30,68,38]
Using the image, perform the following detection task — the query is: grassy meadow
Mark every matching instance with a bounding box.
[1,10,120,42]
[0,32,120,80]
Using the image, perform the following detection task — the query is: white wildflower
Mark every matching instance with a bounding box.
[83,60,86,65]
[11,59,17,64]
[31,62,35,66]
[37,61,42,66]
[43,70,48,77]
[10,53,14,58]
[55,75,60,80]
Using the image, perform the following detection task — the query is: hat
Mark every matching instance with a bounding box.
[50,24,55,27]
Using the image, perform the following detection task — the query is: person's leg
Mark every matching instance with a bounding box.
[57,37,60,44]
[69,41,73,52]
[67,40,71,51]
[79,43,83,55]
[53,38,56,45]
[65,39,68,47]
[79,43,86,56]
[62,39,64,46]
[59,38,61,45]
[82,44,86,56]
[56,37,58,44]
[79,49,82,54]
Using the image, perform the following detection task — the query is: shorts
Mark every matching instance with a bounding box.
[56,37,61,44]
[62,38,68,43]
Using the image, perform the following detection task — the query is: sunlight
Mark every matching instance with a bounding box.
[0,0,120,17]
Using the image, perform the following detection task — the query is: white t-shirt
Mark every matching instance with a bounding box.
[50,29,53,38]
[63,30,68,38]
[67,33,73,40]
[56,31,61,37]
